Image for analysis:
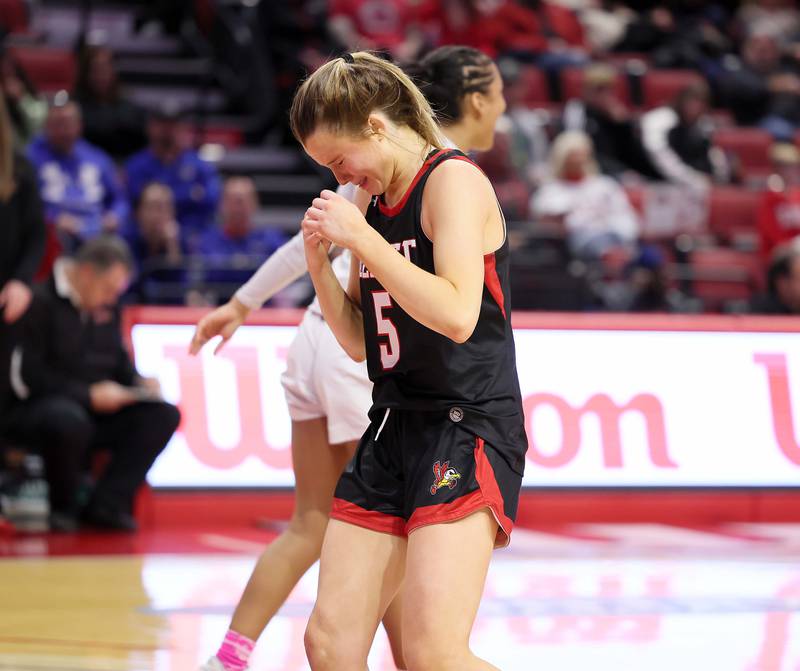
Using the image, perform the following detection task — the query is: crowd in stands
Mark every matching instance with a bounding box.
[2,0,800,314]
[3,0,800,532]
[1,12,292,307]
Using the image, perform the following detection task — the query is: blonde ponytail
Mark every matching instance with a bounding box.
[290,51,446,150]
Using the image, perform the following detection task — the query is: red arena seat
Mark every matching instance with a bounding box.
[8,46,76,93]
[713,128,773,174]
[641,69,705,109]
[0,0,27,33]
[195,125,244,149]
[707,187,762,246]
[510,65,551,108]
[689,246,763,311]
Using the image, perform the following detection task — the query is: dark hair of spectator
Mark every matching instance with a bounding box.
[75,45,119,102]
[74,235,135,272]
[0,93,15,202]
[403,46,495,126]
[289,51,444,148]
[673,82,710,111]
[767,242,800,296]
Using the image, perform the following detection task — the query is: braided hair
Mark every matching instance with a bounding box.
[403,46,495,126]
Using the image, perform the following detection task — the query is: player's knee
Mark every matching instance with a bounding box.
[304,609,341,669]
[305,607,365,670]
[303,615,329,669]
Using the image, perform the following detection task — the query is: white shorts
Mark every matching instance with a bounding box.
[281,309,372,444]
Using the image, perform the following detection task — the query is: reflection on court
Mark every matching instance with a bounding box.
[2,524,800,670]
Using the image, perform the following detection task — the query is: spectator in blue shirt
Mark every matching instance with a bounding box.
[27,94,128,252]
[197,176,287,304]
[124,102,221,251]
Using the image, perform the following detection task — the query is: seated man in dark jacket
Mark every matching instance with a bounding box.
[6,235,180,531]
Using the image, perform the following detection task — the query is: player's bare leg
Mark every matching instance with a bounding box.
[305,519,407,670]
[229,418,355,638]
[381,590,406,669]
[402,509,500,671]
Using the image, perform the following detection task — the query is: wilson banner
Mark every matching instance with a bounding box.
[126,310,800,488]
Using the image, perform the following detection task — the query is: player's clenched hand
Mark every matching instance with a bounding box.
[302,204,333,275]
[189,297,250,355]
[304,189,368,251]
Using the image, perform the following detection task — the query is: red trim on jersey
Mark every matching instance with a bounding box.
[406,438,513,548]
[448,154,483,171]
[451,156,508,321]
[483,253,506,319]
[474,437,513,543]
[378,149,449,217]
[407,489,486,532]
[330,498,406,536]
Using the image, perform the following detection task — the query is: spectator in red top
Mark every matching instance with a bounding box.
[433,0,586,65]
[758,142,800,263]
[517,0,585,51]
[328,0,434,61]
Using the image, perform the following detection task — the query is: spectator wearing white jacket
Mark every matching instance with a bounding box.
[532,130,639,261]
[532,130,668,310]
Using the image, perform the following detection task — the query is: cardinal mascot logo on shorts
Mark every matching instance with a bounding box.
[430,461,461,495]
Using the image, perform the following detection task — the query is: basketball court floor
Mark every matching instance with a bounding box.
[2,522,800,670]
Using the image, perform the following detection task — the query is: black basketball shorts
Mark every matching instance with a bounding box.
[330,407,523,548]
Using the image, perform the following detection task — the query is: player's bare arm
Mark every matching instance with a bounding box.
[302,202,366,362]
[357,160,494,343]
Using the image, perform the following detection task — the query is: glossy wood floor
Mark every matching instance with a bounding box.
[2,523,800,670]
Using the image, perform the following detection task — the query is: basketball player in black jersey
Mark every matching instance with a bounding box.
[194,47,511,671]
[292,52,527,671]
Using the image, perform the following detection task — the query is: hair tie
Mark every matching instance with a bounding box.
[342,52,354,64]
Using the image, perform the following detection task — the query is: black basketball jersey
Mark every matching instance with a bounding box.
[359,149,527,464]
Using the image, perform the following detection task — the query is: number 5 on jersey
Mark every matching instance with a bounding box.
[371,291,399,370]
